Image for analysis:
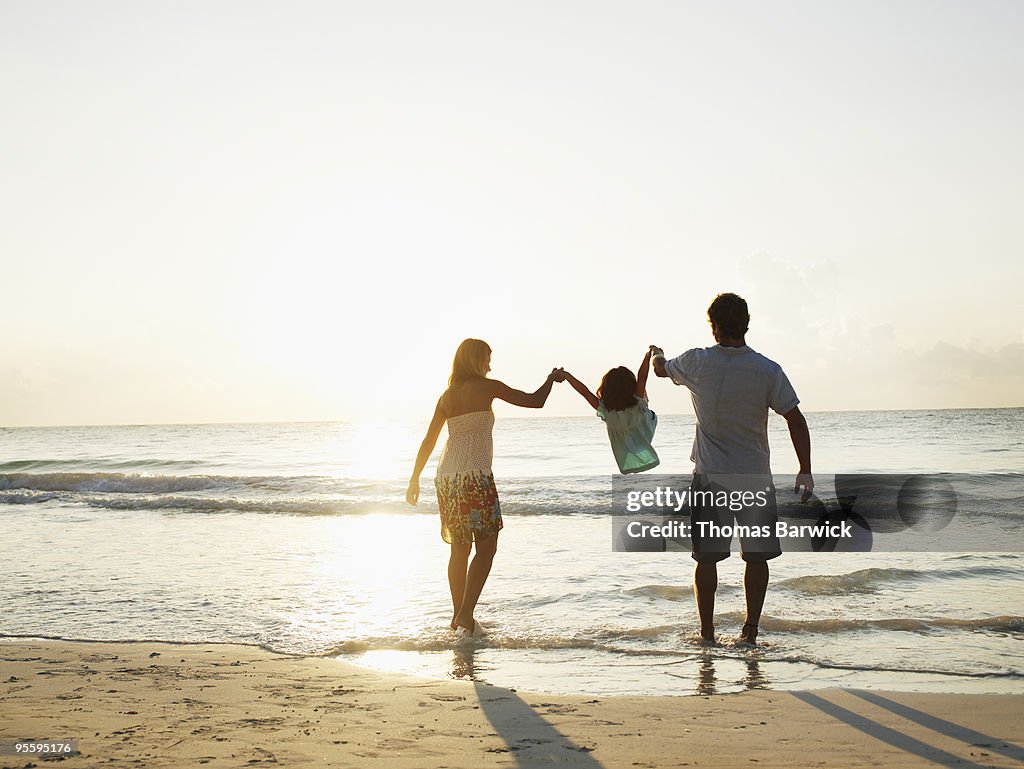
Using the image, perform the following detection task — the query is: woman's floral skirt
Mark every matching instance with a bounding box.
[434,471,503,545]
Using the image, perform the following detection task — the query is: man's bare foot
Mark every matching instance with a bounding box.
[696,626,716,646]
[739,622,759,645]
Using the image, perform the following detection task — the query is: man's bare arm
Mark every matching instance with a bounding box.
[783,406,814,502]
[650,346,669,378]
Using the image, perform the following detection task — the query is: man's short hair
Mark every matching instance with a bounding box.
[707,293,749,338]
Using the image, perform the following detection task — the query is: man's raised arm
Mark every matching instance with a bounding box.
[650,346,669,378]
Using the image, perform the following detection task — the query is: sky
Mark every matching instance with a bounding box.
[1,0,1022,426]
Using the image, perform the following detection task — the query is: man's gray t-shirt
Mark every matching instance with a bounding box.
[665,345,799,476]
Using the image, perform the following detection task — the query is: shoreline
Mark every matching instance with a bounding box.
[5,631,1020,700]
[2,638,1021,768]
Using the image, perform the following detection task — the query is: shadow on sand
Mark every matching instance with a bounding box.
[452,646,605,768]
[848,690,1024,764]
[792,690,1019,769]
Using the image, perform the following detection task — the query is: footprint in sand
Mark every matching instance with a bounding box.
[428,694,466,702]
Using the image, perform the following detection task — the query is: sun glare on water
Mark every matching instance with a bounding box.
[314,514,439,638]
[319,420,420,480]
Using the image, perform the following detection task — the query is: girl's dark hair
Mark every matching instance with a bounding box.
[597,366,638,411]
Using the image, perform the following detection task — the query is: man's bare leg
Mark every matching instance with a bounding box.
[741,560,769,643]
[694,562,718,641]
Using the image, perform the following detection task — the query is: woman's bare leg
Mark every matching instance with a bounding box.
[448,543,472,629]
[453,533,498,632]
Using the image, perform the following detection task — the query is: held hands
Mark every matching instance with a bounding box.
[406,478,420,506]
[549,367,567,383]
[648,346,667,377]
[795,472,814,503]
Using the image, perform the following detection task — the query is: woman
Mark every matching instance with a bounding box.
[406,339,562,637]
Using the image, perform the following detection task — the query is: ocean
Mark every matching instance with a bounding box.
[1,409,1022,696]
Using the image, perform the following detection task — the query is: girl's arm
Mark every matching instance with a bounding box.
[487,369,562,409]
[636,348,654,399]
[407,396,447,505]
[563,371,601,411]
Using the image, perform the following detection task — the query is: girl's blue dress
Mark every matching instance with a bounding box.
[597,395,660,473]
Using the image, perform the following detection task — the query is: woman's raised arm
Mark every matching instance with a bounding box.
[488,369,562,409]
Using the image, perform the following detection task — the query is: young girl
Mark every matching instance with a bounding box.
[562,347,660,474]
[406,338,562,638]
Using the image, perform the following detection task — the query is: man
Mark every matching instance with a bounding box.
[652,292,813,644]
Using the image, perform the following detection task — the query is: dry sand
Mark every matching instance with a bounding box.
[1,638,1021,768]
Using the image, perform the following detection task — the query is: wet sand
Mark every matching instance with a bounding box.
[1,638,1021,768]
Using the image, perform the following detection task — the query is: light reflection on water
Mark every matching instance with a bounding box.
[2,411,1023,696]
[4,505,1021,695]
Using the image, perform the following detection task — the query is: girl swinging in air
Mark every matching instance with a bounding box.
[561,346,660,474]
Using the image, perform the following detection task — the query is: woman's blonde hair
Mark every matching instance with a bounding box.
[449,339,492,387]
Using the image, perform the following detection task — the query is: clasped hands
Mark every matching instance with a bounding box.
[549,346,662,385]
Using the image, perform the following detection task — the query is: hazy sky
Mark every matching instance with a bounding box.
[2,0,1022,426]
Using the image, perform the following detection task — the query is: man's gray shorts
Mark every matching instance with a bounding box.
[689,474,783,563]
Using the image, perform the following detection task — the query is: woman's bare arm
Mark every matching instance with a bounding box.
[407,396,447,505]
[488,369,561,409]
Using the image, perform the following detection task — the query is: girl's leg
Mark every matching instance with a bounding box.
[453,533,498,632]
[448,542,472,629]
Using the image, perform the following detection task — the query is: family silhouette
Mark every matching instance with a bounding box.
[407,293,813,644]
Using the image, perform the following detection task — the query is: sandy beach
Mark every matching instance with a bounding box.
[1,638,1020,769]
